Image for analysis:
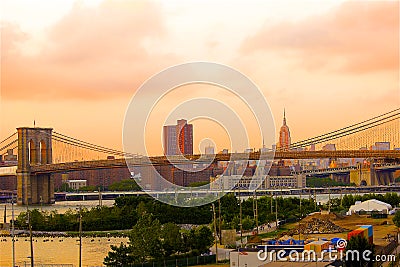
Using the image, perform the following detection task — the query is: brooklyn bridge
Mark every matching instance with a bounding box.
[0,108,399,205]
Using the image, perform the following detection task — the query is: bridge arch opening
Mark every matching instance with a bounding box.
[29,139,36,164]
[40,140,47,164]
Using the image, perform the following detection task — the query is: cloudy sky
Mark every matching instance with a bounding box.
[1,0,399,155]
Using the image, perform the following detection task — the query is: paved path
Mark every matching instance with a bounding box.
[238,222,278,237]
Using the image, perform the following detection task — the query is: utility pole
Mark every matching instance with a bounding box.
[212,203,218,263]
[238,187,243,247]
[299,189,302,218]
[27,207,34,267]
[79,205,82,267]
[340,187,343,208]
[11,195,15,267]
[299,189,302,241]
[98,187,102,207]
[328,187,331,213]
[218,197,222,245]
[314,189,317,210]
[275,194,278,229]
[254,190,258,235]
[270,192,273,215]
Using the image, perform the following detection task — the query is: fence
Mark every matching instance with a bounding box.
[20,264,73,267]
[123,254,216,267]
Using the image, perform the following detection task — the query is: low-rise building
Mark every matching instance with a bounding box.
[67,179,87,190]
[3,149,17,164]
[322,144,336,151]
[210,173,305,190]
[370,142,390,151]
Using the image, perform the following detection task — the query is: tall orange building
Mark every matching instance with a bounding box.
[163,119,193,155]
[278,109,291,151]
[176,119,193,155]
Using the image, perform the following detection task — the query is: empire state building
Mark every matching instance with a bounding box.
[278,109,291,151]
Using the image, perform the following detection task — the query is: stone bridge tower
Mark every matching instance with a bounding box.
[17,127,54,205]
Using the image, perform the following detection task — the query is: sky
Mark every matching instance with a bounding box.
[1,0,399,155]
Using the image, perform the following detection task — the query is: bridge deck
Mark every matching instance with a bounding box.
[28,150,400,174]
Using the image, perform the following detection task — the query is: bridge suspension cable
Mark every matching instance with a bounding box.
[52,132,138,157]
[0,133,18,158]
[0,132,17,145]
[49,131,143,163]
[0,140,18,152]
[290,108,400,149]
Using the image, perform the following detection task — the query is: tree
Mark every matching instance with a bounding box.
[193,225,214,253]
[220,193,239,222]
[180,225,213,255]
[393,210,400,227]
[104,243,134,266]
[345,235,374,267]
[161,222,182,257]
[129,212,162,262]
[241,216,255,230]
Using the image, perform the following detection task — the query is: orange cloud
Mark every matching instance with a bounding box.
[241,1,399,73]
[1,0,177,100]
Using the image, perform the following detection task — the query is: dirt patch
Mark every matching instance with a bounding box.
[288,217,347,235]
[287,213,398,246]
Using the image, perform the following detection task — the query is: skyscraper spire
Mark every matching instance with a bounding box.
[283,108,286,125]
[278,108,291,151]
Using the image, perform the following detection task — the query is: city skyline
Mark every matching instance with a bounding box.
[1,0,398,155]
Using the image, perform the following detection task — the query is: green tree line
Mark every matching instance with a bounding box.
[56,179,141,192]
[15,195,212,231]
[15,193,399,232]
[15,194,319,232]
